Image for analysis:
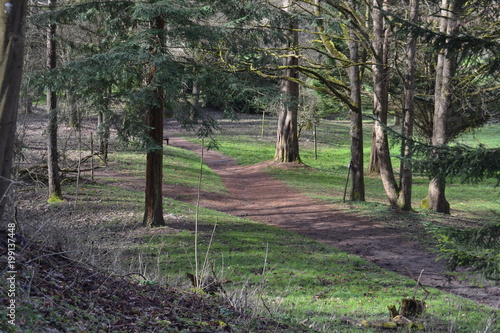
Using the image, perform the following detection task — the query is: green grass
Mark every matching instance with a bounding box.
[109,145,227,195]
[190,116,499,221]
[74,116,497,331]
[52,115,499,332]
[73,184,496,332]
[455,124,500,148]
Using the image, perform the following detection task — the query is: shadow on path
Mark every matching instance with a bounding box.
[167,137,499,308]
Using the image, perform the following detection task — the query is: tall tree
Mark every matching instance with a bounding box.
[371,0,401,209]
[143,15,166,227]
[347,0,365,201]
[46,0,62,203]
[275,0,301,163]
[423,0,465,214]
[43,0,231,226]
[398,0,419,210]
[0,0,28,217]
[248,0,369,198]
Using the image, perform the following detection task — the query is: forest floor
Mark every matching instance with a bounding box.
[161,137,499,309]
[10,106,500,322]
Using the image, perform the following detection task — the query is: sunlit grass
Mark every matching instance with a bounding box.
[197,116,499,220]
[110,145,227,195]
[96,189,496,332]
[78,115,499,331]
[456,124,500,148]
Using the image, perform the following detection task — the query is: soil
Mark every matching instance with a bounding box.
[165,137,499,309]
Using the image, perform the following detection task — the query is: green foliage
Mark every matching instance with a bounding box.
[28,0,274,146]
[412,143,500,185]
[381,121,500,185]
[425,221,500,281]
[385,2,500,75]
[204,71,279,114]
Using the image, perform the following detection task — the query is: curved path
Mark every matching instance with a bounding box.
[167,137,499,308]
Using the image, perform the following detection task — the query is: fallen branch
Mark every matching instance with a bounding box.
[341,314,424,330]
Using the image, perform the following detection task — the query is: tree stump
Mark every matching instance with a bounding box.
[400,298,425,318]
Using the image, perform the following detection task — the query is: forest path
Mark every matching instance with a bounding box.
[167,137,499,308]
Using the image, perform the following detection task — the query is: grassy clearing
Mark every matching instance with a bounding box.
[67,180,497,332]
[456,124,500,148]
[188,114,499,221]
[73,114,496,331]
[11,113,498,331]
[150,113,499,330]
[109,145,227,195]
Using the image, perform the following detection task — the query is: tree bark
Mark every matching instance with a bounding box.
[275,0,301,163]
[97,110,109,162]
[423,0,464,214]
[368,127,380,173]
[46,0,62,203]
[314,0,365,200]
[372,0,400,208]
[143,94,164,227]
[347,0,365,201]
[189,80,200,122]
[0,0,27,217]
[143,16,165,227]
[398,0,419,211]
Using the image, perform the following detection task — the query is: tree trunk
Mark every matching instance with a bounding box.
[372,0,399,208]
[315,0,365,200]
[189,80,200,122]
[143,16,165,227]
[398,0,419,211]
[46,0,62,203]
[275,0,301,163]
[393,114,401,126]
[368,127,380,173]
[98,110,109,162]
[423,0,463,214]
[0,0,27,217]
[143,96,164,227]
[347,0,365,201]
[67,89,79,128]
[22,94,32,114]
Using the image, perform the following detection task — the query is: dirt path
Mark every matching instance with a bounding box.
[168,137,499,309]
